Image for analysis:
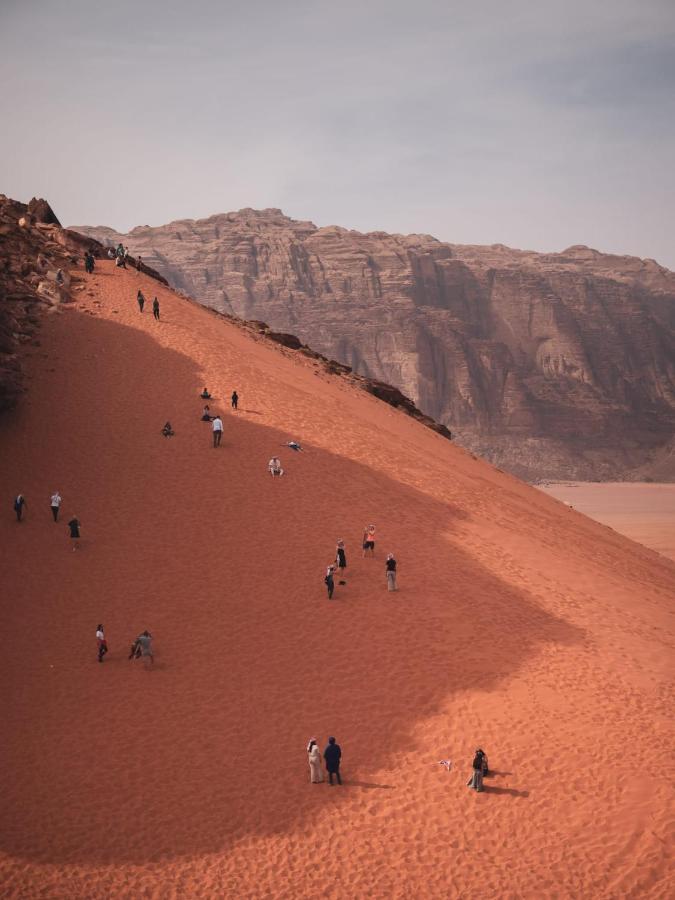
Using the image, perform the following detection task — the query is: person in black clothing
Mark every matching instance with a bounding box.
[386,553,397,591]
[152,298,160,320]
[137,290,145,312]
[136,255,142,271]
[231,390,238,410]
[324,736,342,785]
[467,748,486,792]
[325,565,335,599]
[13,494,26,522]
[68,516,81,550]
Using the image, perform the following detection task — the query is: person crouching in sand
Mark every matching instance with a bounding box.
[130,630,154,665]
[268,457,283,476]
[307,739,324,783]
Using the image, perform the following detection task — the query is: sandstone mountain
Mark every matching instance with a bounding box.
[74,211,675,481]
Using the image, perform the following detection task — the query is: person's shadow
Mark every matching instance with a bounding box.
[343,780,394,790]
[483,785,529,798]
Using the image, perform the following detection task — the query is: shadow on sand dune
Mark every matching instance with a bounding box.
[0,308,582,865]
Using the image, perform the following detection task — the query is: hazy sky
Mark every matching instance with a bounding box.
[1,0,674,266]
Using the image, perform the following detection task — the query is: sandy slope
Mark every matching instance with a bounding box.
[0,261,673,899]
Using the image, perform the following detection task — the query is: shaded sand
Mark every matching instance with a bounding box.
[540,483,675,562]
[0,261,673,898]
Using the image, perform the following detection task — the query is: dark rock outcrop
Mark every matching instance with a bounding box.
[74,211,675,480]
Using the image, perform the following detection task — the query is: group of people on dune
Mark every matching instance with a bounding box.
[324,527,398,599]
[95,625,154,666]
[12,492,81,548]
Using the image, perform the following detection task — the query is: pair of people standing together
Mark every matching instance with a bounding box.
[307,737,342,785]
[136,290,160,319]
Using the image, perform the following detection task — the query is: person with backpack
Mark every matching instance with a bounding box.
[324,736,342,785]
[137,289,145,313]
[325,564,335,599]
[385,553,397,591]
[13,494,27,522]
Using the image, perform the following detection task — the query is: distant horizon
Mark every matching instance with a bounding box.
[2,1,674,268]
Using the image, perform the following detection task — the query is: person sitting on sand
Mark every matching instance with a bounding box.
[201,388,212,399]
[201,405,212,421]
[467,748,486,792]
[161,421,174,437]
[268,457,284,477]
[307,738,324,783]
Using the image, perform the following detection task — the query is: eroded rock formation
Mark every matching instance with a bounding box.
[73,210,675,480]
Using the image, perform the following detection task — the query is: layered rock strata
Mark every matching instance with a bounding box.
[74,211,675,480]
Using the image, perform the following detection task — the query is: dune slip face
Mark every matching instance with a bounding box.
[0,260,673,899]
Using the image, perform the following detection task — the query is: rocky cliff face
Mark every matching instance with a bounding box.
[0,197,168,414]
[73,210,675,480]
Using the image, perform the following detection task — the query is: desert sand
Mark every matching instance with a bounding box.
[541,483,675,562]
[0,261,673,898]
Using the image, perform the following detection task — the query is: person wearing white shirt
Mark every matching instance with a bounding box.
[268,457,284,476]
[212,415,223,448]
[50,491,62,523]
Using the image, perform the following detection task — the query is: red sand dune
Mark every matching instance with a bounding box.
[0,261,673,898]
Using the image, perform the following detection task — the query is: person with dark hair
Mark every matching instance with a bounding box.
[201,405,212,421]
[68,516,81,550]
[201,387,211,399]
[152,297,160,320]
[231,390,238,410]
[324,564,335,599]
[324,736,342,785]
[161,422,174,437]
[136,255,142,271]
[84,252,95,274]
[50,490,62,522]
[136,630,153,665]
[336,540,347,580]
[362,524,376,557]
[96,625,108,663]
[137,289,145,313]
[307,738,324,783]
[212,415,223,447]
[385,553,397,591]
[467,748,486,792]
[13,494,27,522]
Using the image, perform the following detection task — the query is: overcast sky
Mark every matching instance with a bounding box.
[1,0,674,266]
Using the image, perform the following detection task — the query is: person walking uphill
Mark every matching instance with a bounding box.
[212,414,223,448]
[68,516,81,550]
[50,491,62,522]
[386,553,397,591]
[324,737,342,785]
[307,739,324,783]
[325,565,335,599]
[137,289,145,313]
[152,297,160,320]
[96,624,108,663]
[13,494,27,522]
[467,748,486,792]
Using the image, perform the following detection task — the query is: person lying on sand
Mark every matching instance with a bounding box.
[286,441,303,452]
[161,422,174,437]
